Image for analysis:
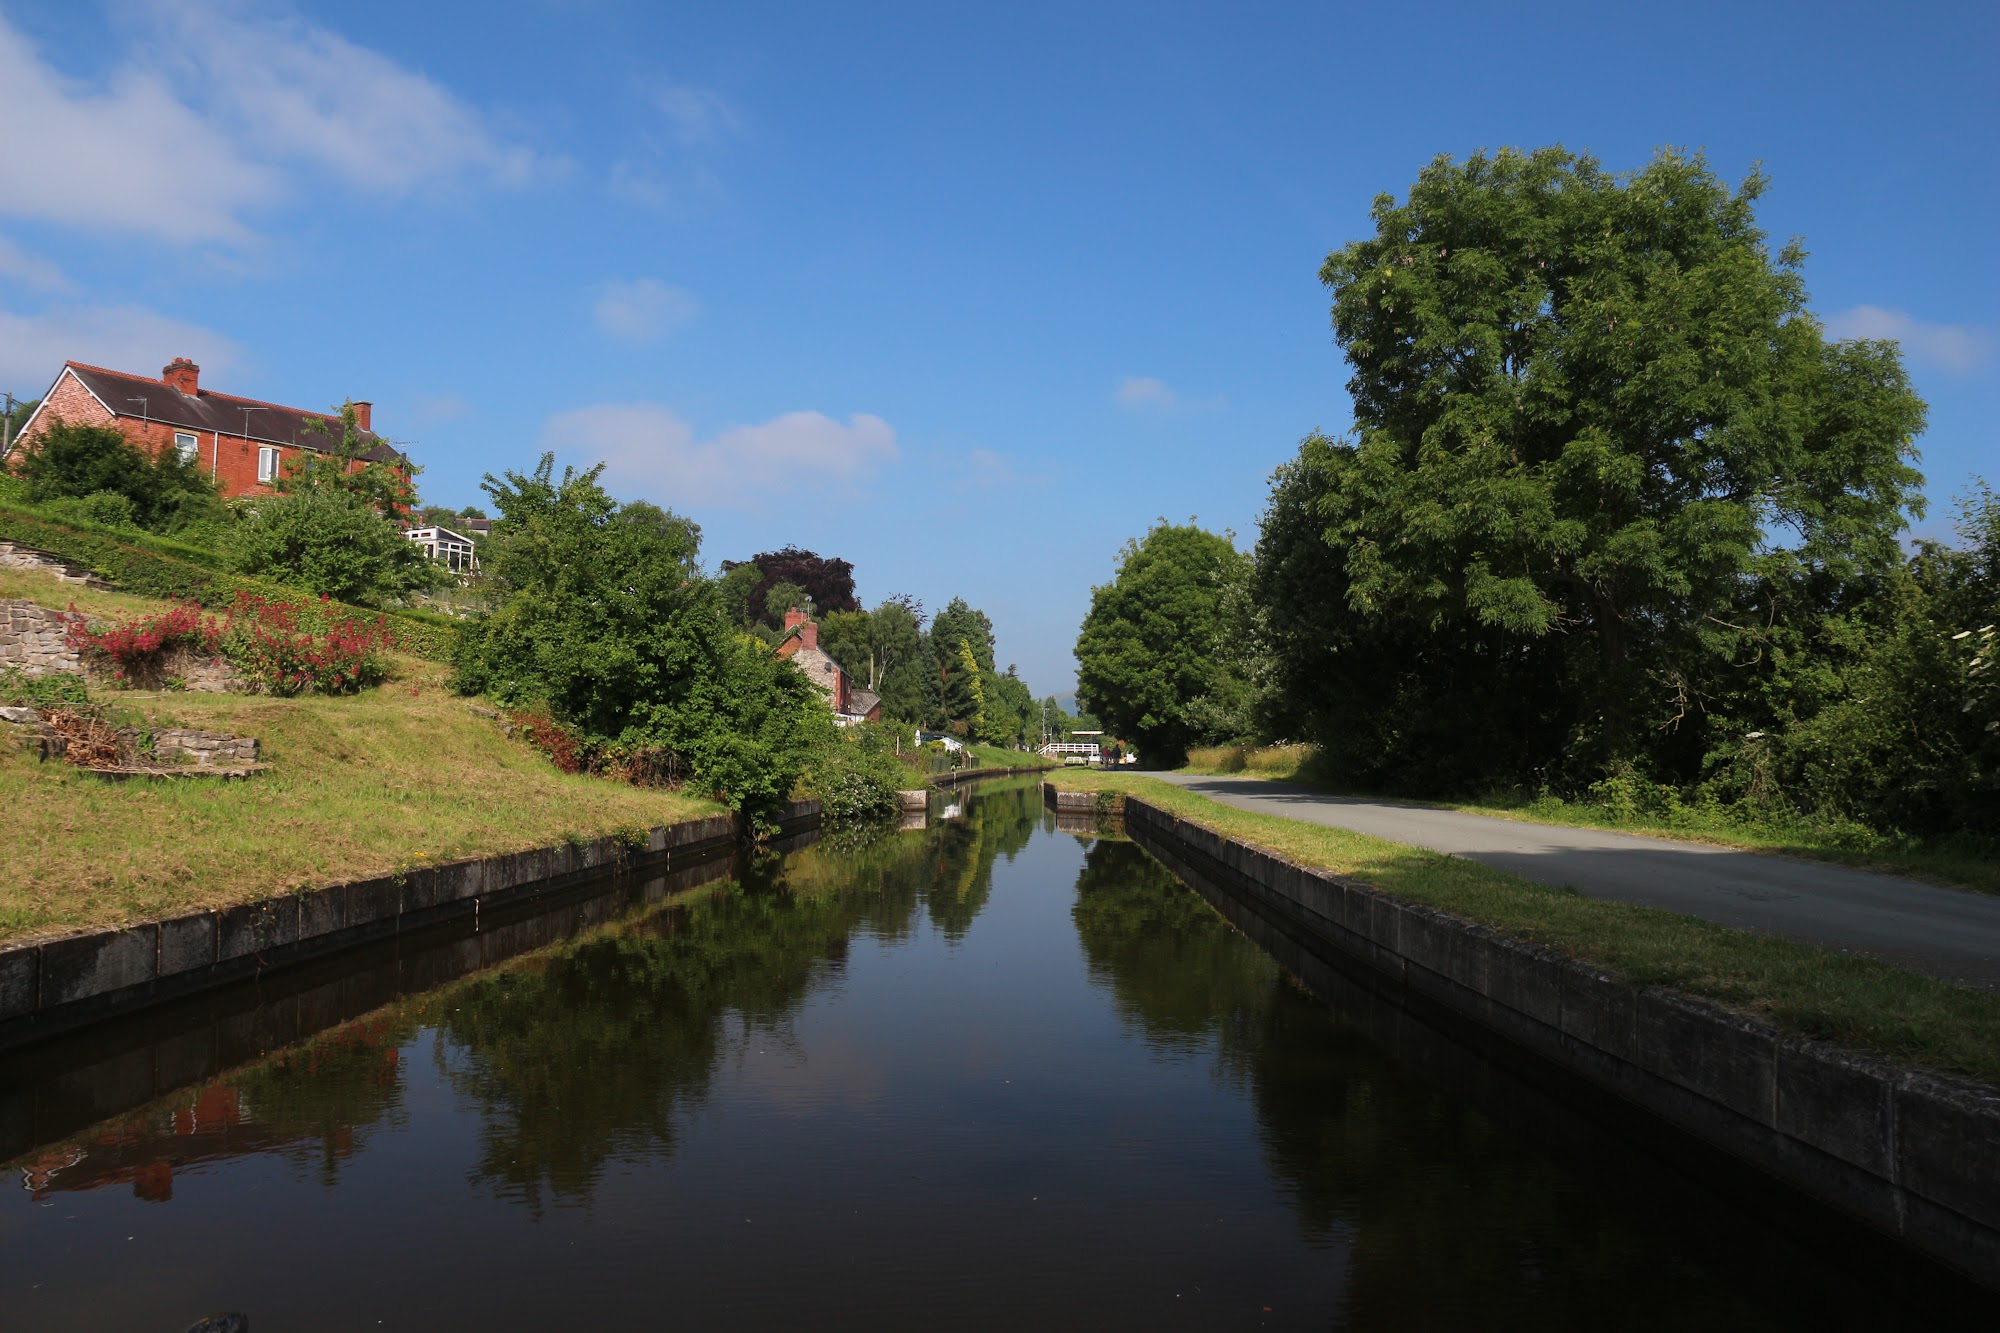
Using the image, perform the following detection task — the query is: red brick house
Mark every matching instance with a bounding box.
[777,607,882,724]
[8,358,408,502]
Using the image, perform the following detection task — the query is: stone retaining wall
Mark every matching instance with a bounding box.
[0,799,821,1049]
[0,541,104,588]
[151,728,259,766]
[1121,795,2000,1288]
[0,599,80,677]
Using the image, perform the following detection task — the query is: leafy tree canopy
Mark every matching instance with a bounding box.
[723,546,859,618]
[18,417,223,532]
[282,401,418,514]
[454,453,832,819]
[1303,146,1925,773]
[1075,522,1254,767]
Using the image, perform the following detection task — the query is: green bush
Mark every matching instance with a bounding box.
[802,724,911,820]
[452,454,833,825]
[0,505,458,662]
[224,489,443,606]
[18,418,222,532]
[38,490,140,531]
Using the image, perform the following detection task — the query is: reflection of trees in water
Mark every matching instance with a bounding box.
[1243,990,1786,1328]
[1067,842,1785,1329]
[429,791,1044,1211]
[783,780,1042,942]
[19,1017,414,1202]
[434,876,880,1212]
[1069,839,1277,1064]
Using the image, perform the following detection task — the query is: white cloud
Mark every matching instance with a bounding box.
[0,237,70,292]
[1115,375,1223,412]
[0,16,274,244]
[1823,306,1993,375]
[0,6,549,246]
[654,82,740,147]
[544,403,898,507]
[146,1,552,194]
[593,279,699,341]
[0,301,240,391]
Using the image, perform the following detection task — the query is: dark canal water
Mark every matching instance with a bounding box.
[0,779,1981,1329]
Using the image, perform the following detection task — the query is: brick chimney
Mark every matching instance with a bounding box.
[162,358,199,396]
[783,606,818,649]
[351,401,372,432]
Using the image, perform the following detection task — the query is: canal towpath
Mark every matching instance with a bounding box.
[1152,774,2000,992]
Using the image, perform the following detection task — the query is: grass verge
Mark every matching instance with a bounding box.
[1178,743,1999,895]
[962,743,1058,772]
[1047,768,2000,1087]
[0,571,723,944]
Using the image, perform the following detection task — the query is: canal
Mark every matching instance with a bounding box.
[0,778,1982,1328]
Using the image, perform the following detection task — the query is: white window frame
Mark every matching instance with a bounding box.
[174,431,199,464]
[257,446,281,483]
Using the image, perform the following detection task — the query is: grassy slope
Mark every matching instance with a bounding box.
[1048,768,2000,1087]
[962,743,1058,771]
[1180,745,1999,894]
[0,566,721,942]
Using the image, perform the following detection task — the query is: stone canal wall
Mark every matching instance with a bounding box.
[1121,795,2000,1288]
[0,800,820,1051]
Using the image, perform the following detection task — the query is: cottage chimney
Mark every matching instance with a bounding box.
[162,358,200,396]
[799,618,819,650]
[351,401,372,432]
[783,607,808,633]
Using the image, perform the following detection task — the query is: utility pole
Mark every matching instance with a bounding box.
[2,391,15,461]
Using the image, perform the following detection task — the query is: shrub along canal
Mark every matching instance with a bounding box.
[0,777,1985,1329]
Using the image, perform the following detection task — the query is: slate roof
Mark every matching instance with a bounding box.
[58,361,404,462]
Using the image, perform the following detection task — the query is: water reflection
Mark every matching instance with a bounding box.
[1,777,1983,1330]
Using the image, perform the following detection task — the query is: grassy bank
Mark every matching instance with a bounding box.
[0,567,722,943]
[1181,743,1999,894]
[961,743,1058,772]
[1047,768,2000,1087]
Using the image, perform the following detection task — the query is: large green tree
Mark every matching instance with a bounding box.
[1075,522,1254,767]
[453,454,831,820]
[19,417,222,532]
[1275,146,1926,787]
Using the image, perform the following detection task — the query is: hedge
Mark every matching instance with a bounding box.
[0,504,460,662]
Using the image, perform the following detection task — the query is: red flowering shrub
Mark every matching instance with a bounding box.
[219,593,389,696]
[510,709,587,774]
[65,602,221,683]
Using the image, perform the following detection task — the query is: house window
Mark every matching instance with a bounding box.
[257,446,281,483]
[174,432,199,464]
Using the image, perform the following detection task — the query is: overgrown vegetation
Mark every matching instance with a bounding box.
[0,504,459,660]
[1076,146,1998,856]
[450,454,835,826]
[16,418,226,535]
[1047,769,2000,1086]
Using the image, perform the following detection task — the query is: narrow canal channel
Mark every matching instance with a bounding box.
[0,778,1982,1329]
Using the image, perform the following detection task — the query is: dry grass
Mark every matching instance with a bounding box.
[1046,769,2000,1086]
[0,569,722,942]
[1183,742,1316,777]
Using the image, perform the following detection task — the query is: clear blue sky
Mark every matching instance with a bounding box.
[3,1,1993,695]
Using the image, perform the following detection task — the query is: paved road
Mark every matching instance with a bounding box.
[1154,774,2000,992]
